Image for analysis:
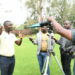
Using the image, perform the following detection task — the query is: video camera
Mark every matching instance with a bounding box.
[40,21,53,33]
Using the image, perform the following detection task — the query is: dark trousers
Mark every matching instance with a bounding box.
[0,55,15,75]
[60,48,72,75]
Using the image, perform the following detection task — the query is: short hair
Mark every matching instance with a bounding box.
[3,21,11,26]
[64,20,72,25]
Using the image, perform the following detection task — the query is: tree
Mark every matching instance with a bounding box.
[26,0,43,21]
[68,0,75,27]
[50,0,72,24]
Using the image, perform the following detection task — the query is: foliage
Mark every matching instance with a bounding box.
[25,0,75,27]
[51,0,71,24]
[25,0,43,20]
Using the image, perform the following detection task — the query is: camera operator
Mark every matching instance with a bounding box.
[29,23,55,75]
[48,17,75,75]
[53,20,74,75]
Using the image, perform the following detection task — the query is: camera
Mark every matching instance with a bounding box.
[40,21,53,33]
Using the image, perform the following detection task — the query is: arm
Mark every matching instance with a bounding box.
[29,37,34,43]
[15,38,22,46]
[15,32,23,46]
[52,37,61,45]
[48,17,72,40]
[29,37,38,45]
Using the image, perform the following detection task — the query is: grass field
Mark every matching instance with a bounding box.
[13,34,74,75]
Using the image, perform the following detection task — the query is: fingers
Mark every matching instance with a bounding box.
[47,16,55,22]
[18,31,23,38]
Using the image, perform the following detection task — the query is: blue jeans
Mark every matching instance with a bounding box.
[37,52,50,75]
[0,55,15,75]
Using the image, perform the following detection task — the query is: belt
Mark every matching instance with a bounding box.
[0,55,15,58]
[40,50,47,53]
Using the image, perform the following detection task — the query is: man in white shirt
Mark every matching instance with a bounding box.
[0,21,23,75]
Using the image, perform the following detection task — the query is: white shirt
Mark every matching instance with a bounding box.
[0,31,17,57]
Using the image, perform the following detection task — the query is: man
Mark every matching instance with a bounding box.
[53,20,74,75]
[0,21,23,75]
[29,23,54,75]
[47,17,75,75]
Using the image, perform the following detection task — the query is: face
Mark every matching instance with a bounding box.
[64,21,71,29]
[41,26,48,33]
[4,21,13,32]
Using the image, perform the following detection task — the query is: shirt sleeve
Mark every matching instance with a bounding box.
[72,29,75,44]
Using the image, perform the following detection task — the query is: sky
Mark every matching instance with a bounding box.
[0,0,28,26]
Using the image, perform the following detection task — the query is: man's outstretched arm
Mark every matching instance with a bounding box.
[48,17,72,40]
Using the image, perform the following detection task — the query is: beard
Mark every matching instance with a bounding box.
[6,28,13,33]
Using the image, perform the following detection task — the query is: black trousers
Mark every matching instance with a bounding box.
[60,48,72,75]
[0,55,15,75]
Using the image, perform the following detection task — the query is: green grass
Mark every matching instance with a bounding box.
[13,34,74,75]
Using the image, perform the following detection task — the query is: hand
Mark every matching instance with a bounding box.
[51,36,56,40]
[18,31,23,38]
[29,37,33,41]
[51,37,56,40]
[47,16,55,22]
